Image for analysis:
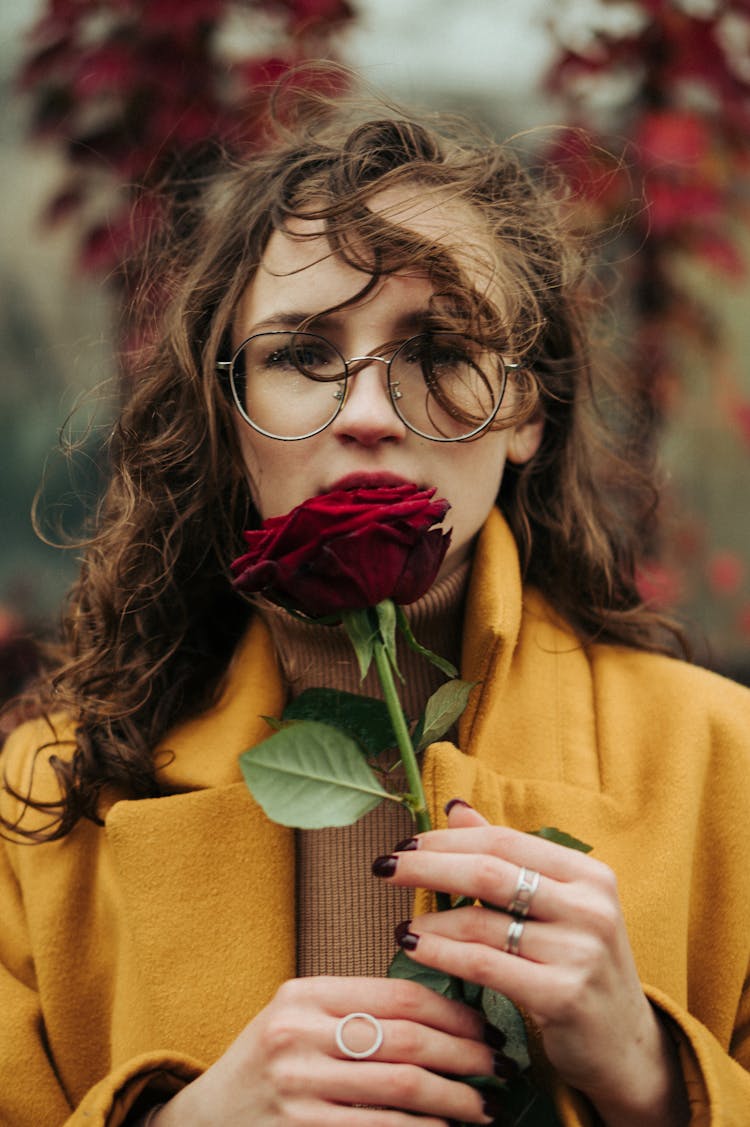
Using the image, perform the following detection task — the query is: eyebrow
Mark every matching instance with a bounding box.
[245,307,458,336]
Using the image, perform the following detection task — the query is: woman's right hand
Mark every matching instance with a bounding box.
[151,975,499,1126]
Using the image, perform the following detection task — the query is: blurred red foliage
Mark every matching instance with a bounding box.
[18,0,354,283]
[547,1,750,667]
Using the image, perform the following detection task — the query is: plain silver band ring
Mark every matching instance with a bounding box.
[507,866,541,918]
[504,917,525,957]
[335,1012,384,1060]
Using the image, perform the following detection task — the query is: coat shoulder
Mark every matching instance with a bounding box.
[0,712,76,828]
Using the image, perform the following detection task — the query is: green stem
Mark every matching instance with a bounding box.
[372,637,433,834]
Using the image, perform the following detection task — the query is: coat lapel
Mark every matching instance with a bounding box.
[103,615,296,1063]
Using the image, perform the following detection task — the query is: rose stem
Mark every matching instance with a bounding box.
[372,636,431,832]
[372,636,452,914]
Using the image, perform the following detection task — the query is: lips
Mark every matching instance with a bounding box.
[322,472,416,493]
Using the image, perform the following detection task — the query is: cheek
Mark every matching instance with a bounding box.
[236,428,317,519]
[439,438,508,552]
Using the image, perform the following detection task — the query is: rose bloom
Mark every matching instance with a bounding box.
[230,482,451,617]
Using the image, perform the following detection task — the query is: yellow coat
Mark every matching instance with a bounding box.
[2,511,750,1126]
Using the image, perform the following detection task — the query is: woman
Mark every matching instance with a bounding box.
[2,80,749,1126]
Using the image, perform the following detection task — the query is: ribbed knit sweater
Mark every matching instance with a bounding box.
[256,561,469,978]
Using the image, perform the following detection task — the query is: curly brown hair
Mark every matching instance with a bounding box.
[3,74,683,841]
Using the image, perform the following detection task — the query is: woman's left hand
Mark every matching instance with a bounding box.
[372,800,689,1127]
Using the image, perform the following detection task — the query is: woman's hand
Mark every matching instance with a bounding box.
[150,974,500,1126]
[372,800,690,1127]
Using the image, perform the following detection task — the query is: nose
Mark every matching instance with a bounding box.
[330,356,408,446]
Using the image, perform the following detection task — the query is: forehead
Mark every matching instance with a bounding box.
[236,187,499,327]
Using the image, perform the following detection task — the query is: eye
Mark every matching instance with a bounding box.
[400,334,475,376]
[249,333,342,377]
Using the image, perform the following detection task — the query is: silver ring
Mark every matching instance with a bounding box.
[504,918,525,957]
[335,1012,384,1060]
[507,866,540,918]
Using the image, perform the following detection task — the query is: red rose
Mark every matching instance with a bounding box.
[230,483,451,617]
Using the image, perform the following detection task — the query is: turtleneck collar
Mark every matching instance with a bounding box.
[253,559,471,718]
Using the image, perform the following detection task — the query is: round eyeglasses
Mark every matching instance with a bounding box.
[217,330,517,442]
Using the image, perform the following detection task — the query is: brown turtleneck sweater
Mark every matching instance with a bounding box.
[256,561,469,978]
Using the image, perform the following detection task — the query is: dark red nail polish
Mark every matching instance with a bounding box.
[493,1050,519,1080]
[372,854,398,877]
[394,920,419,951]
[393,837,418,852]
[482,1089,509,1122]
[483,1022,507,1051]
[444,797,471,815]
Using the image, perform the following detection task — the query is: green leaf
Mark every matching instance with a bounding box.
[531,827,593,854]
[239,720,392,828]
[416,680,476,750]
[260,714,285,731]
[375,599,402,680]
[341,608,377,679]
[395,605,458,677]
[481,988,532,1072]
[282,688,398,758]
[387,949,464,1000]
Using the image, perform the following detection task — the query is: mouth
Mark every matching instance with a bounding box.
[322,471,419,493]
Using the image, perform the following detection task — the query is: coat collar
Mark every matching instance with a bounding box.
[151,508,526,794]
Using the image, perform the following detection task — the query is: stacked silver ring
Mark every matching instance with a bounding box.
[506,866,541,918]
[503,865,541,958]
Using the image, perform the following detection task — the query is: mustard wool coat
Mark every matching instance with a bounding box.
[2,510,750,1126]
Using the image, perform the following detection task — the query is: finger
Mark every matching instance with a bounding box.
[374,848,560,922]
[406,822,598,883]
[321,1061,492,1125]
[391,924,561,1017]
[407,905,586,970]
[319,1112,451,1127]
[332,1014,494,1078]
[284,976,485,1040]
[445,798,489,829]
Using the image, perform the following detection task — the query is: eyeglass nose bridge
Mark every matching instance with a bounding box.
[340,353,403,401]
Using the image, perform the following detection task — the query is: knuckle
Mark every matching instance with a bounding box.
[474,855,502,894]
[273,978,304,1005]
[266,1055,301,1096]
[391,1021,424,1057]
[590,858,619,897]
[580,894,621,942]
[546,974,584,1024]
[263,1015,299,1058]
[388,1065,423,1104]
[389,976,423,1011]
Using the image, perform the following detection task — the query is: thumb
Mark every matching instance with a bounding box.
[444,798,488,829]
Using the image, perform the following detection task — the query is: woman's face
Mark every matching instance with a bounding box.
[232,192,543,579]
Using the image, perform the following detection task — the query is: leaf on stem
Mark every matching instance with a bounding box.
[341,608,378,679]
[282,688,398,757]
[481,988,532,1072]
[387,949,464,1000]
[416,680,476,750]
[395,605,458,677]
[239,720,394,828]
[375,599,402,680]
[531,827,593,853]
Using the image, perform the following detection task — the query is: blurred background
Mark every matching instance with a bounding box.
[2,0,749,714]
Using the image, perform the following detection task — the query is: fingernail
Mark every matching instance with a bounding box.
[394,920,419,951]
[372,854,398,877]
[393,837,418,852]
[481,1089,508,1122]
[482,1022,507,1051]
[444,797,471,815]
[493,1050,519,1080]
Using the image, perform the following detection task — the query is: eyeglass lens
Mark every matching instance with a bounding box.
[230,331,505,440]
